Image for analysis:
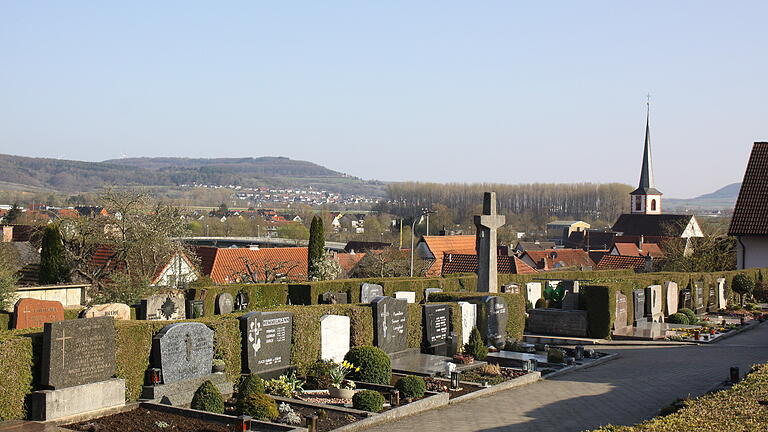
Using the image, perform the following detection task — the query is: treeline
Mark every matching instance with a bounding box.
[378,182,633,223]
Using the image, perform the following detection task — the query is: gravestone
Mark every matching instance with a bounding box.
[151,322,214,384]
[372,296,408,354]
[81,303,131,321]
[457,301,476,346]
[240,311,293,376]
[13,298,64,329]
[632,289,646,325]
[360,283,383,304]
[614,292,628,330]
[29,317,124,420]
[424,288,442,301]
[320,292,349,304]
[526,282,543,307]
[561,281,580,310]
[474,192,505,293]
[527,309,588,337]
[394,291,416,304]
[717,278,727,310]
[235,292,249,311]
[423,304,450,354]
[215,293,234,315]
[320,315,350,363]
[664,282,679,315]
[469,296,509,347]
[140,292,186,321]
[645,285,663,322]
[186,300,204,319]
[502,283,520,294]
[693,282,705,315]
[679,289,692,310]
[41,317,116,389]
[707,283,718,313]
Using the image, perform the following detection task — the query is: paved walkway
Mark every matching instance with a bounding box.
[367,323,768,432]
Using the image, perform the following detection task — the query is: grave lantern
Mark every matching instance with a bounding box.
[147,368,162,386]
[237,415,251,432]
[390,389,400,406]
[450,371,461,390]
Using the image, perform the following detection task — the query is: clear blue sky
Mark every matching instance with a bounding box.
[2,2,766,198]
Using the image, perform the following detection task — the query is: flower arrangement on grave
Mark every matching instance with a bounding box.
[329,360,359,390]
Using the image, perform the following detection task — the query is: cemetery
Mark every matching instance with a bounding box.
[0,264,766,430]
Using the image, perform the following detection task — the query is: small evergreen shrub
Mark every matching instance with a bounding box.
[344,346,392,385]
[394,375,426,399]
[305,360,334,390]
[535,298,547,309]
[191,380,224,414]
[237,393,279,421]
[667,313,690,325]
[679,308,697,324]
[237,374,265,398]
[547,348,565,364]
[352,390,385,412]
[463,327,488,361]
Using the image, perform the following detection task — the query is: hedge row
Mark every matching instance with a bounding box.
[594,363,768,431]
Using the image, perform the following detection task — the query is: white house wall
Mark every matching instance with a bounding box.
[736,236,768,269]
[153,254,199,287]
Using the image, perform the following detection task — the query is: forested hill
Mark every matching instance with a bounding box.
[0,154,385,195]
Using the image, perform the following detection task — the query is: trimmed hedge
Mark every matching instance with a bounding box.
[0,334,34,420]
[581,285,613,338]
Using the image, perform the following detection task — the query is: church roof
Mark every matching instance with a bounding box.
[729,142,768,236]
[631,106,663,196]
[611,214,692,237]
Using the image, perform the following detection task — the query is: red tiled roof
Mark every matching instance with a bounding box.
[89,245,197,284]
[612,242,664,258]
[195,246,308,284]
[730,142,768,235]
[523,249,595,269]
[441,253,538,275]
[57,208,80,218]
[596,255,646,271]
[420,235,476,276]
[336,253,365,273]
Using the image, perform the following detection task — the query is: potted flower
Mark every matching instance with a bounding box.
[328,360,359,399]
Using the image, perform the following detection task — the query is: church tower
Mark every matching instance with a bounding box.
[630,102,662,214]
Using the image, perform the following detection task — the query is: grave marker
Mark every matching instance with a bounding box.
[474,192,505,293]
[81,303,130,321]
[526,282,543,307]
[679,289,692,310]
[320,315,350,363]
[140,292,185,321]
[717,278,727,310]
[186,300,204,319]
[614,292,628,330]
[632,289,646,325]
[664,282,679,315]
[360,283,383,304]
[372,296,408,354]
[423,304,450,349]
[693,282,705,314]
[457,301,476,346]
[41,317,116,389]
[645,285,663,322]
[13,298,64,329]
[708,283,718,313]
[470,296,508,347]
[215,293,234,315]
[240,311,293,376]
[394,291,416,303]
[424,288,443,301]
[320,292,348,304]
[151,322,214,384]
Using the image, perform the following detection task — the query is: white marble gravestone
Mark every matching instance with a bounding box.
[394,291,416,304]
[717,278,727,310]
[646,285,663,323]
[526,282,543,307]
[320,315,350,363]
[664,281,679,315]
[424,288,443,301]
[457,301,477,346]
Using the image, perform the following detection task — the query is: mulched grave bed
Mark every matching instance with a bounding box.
[64,408,233,432]
[223,396,366,432]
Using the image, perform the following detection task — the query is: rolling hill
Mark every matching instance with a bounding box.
[665,183,741,211]
[0,154,386,196]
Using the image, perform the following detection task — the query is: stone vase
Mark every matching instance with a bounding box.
[328,387,356,399]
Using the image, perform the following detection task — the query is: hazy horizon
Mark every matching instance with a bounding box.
[2,2,766,197]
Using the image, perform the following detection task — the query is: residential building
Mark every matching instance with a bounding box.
[546,221,590,245]
[729,142,768,269]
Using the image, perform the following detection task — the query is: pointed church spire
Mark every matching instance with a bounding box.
[632,96,662,196]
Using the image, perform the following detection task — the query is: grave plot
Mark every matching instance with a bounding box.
[487,343,615,377]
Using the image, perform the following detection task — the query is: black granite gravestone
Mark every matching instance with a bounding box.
[679,289,692,310]
[41,316,116,389]
[216,293,234,315]
[423,304,450,355]
[632,289,646,324]
[469,296,509,347]
[151,322,214,384]
[360,283,384,304]
[693,282,705,315]
[320,292,349,304]
[186,300,204,319]
[235,292,249,311]
[239,311,293,377]
[707,284,718,313]
[372,296,408,354]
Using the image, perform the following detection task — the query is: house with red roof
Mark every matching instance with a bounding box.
[729,142,768,269]
[88,245,199,288]
[194,246,308,284]
[415,235,477,276]
[441,253,537,275]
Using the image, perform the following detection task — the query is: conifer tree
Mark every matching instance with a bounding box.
[39,224,71,284]
[307,215,325,280]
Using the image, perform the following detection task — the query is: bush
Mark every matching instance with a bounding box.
[679,308,697,324]
[732,273,755,305]
[236,393,279,421]
[395,375,426,399]
[344,346,392,385]
[535,298,547,308]
[191,380,224,414]
[463,327,488,361]
[304,360,334,390]
[237,374,265,397]
[547,348,565,364]
[667,313,690,325]
[352,390,385,412]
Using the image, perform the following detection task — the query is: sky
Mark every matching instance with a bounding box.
[2,2,767,198]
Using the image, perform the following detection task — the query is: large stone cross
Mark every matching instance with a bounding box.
[474,192,505,293]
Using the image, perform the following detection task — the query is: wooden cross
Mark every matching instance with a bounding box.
[55,329,73,368]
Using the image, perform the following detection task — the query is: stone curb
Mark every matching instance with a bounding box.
[332,392,449,432]
[448,371,541,405]
[695,319,764,344]
[543,352,620,380]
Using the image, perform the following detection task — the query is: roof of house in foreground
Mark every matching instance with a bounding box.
[729,142,768,236]
[441,253,538,275]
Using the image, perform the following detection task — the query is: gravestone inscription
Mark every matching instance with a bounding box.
[708,283,718,313]
[13,298,64,329]
[457,301,476,346]
[215,293,234,315]
[664,282,679,315]
[423,304,450,348]
[151,322,213,384]
[679,289,692,310]
[470,296,508,347]
[372,296,408,354]
[320,315,350,363]
[632,289,646,324]
[614,292,628,330]
[693,282,705,314]
[41,316,116,389]
[235,292,249,311]
[141,292,185,321]
[81,303,130,321]
[186,300,204,319]
[360,283,383,304]
[240,311,293,375]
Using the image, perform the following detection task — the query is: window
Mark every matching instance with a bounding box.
[651,199,657,211]
[635,197,642,211]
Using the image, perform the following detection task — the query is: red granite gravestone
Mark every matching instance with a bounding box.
[13,298,65,329]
